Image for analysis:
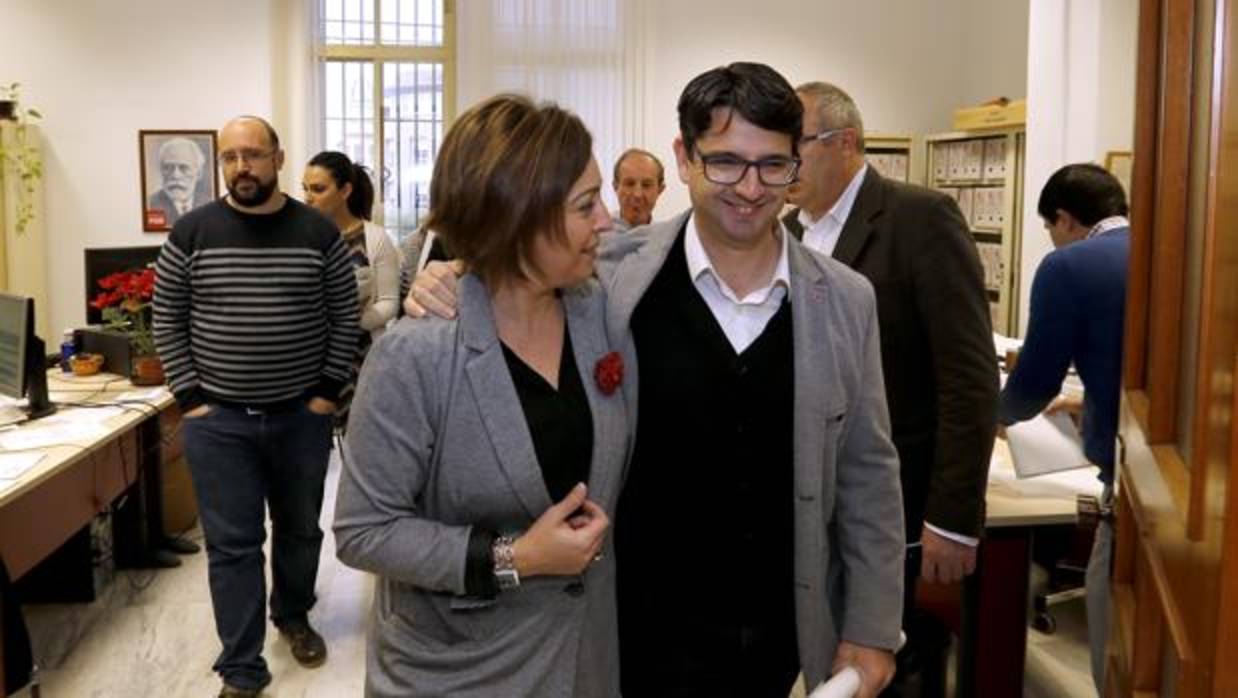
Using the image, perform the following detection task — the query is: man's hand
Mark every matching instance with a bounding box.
[831,640,895,698]
[403,260,464,318]
[307,397,336,416]
[1046,392,1084,428]
[920,527,977,584]
[184,404,211,419]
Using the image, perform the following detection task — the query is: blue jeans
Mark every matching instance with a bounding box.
[182,402,333,690]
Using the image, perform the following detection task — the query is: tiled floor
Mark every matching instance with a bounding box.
[12,453,1095,697]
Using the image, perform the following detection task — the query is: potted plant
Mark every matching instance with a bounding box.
[0,82,44,235]
[90,266,165,386]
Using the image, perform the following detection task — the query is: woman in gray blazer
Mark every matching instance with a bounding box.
[333,94,629,698]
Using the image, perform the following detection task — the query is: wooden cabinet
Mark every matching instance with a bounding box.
[924,129,1025,336]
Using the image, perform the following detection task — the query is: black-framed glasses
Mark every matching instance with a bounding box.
[217,148,277,167]
[799,128,849,145]
[695,150,800,186]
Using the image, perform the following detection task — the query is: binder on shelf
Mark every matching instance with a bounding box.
[933,144,949,181]
[984,138,1007,179]
[964,140,985,180]
[948,142,964,181]
[956,187,975,225]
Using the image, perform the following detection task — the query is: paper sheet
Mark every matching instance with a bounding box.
[0,422,111,451]
[1005,410,1090,478]
[0,452,46,480]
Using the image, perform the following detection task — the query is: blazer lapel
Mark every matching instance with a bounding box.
[458,275,553,519]
[787,239,846,501]
[563,284,628,511]
[601,209,690,432]
[831,167,885,267]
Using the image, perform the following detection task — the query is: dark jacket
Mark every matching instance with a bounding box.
[784,167,999,539]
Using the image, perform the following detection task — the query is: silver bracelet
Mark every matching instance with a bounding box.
[492,535,520,590]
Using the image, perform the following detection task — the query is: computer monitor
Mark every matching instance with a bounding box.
[84,246,161,325]
[0,292,55,419]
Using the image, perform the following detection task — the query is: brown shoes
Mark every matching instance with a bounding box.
[277,620,328,669]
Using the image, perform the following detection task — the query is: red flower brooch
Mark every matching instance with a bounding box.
[594,352,624,395]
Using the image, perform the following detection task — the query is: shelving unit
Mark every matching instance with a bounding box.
[865,133,920,185]
[924,128,1024,335]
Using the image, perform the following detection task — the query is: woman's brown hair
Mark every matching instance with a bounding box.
[424,94,593,288]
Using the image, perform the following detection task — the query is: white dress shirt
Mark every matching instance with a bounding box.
[684,214,790,354]
[798,164,868,256]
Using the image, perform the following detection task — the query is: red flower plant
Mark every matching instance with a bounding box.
[91,267,158,355]
[594,351,624,396]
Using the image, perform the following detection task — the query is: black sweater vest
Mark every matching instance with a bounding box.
[616,231,799,692]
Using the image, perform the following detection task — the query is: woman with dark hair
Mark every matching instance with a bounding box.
[303,151,401,429]
[333,94,627,697]
[302,151,401,341]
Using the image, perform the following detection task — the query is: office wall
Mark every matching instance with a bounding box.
[0,0,275,337]
[6,0,1034,336]
[1020,0,1137,335]
[625,0,1030,215]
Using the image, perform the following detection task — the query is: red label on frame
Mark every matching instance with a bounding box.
[145,209,167,229]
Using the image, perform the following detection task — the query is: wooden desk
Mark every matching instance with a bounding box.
[920,439,1103,698]
[0,371,176,692]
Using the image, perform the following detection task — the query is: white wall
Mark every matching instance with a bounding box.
[5,0,1040,335]
[0,0,277,337]
[637,0,1029,215]
[1020,0,1137,334]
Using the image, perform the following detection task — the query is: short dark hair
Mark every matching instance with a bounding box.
[613,148,665,186]
[677,62,802,158]
[424,94,593,288]
[1037,163,1128,226]
[308,150,376,221]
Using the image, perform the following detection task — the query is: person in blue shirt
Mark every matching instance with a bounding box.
[999,162,1128,694]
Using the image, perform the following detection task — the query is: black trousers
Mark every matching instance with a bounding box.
[620,620,799,698]
[881,547,951,698]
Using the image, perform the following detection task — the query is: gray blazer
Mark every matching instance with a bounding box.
[599,211,905,687]
[334,274,629,698]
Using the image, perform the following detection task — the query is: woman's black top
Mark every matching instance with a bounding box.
[463,327,594,596]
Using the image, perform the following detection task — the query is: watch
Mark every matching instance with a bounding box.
[492,535,520,590]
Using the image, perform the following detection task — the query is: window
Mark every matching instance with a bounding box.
[317,0,455,242]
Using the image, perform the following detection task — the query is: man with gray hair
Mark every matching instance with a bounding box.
[784,81,998,698]
[610,147,665,231]
[148,137,210,226]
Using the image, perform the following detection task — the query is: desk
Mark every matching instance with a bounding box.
[0,371,178,692]
[920,439,1103,698]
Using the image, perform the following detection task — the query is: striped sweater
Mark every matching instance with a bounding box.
[153,197,360,411]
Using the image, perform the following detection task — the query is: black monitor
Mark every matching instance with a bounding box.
[0,292,55,419]
[84,246,161,325]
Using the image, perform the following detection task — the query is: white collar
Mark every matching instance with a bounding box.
[684,212,790,304]
[798,163,868,229]
[1087,215,1129,238]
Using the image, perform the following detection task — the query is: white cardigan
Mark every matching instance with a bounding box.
[355,221,401,340]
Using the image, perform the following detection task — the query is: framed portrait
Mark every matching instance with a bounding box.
[139,130,219,232]
[1104,150,1133,198]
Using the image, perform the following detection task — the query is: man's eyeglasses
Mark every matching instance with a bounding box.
[695,150,800,187]
[799,128,849,145]
[217,149,277,167]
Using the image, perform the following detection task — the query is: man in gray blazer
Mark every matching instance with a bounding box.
[405,63,904,697]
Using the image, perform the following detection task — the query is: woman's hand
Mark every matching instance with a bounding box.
[513,483,609,578]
